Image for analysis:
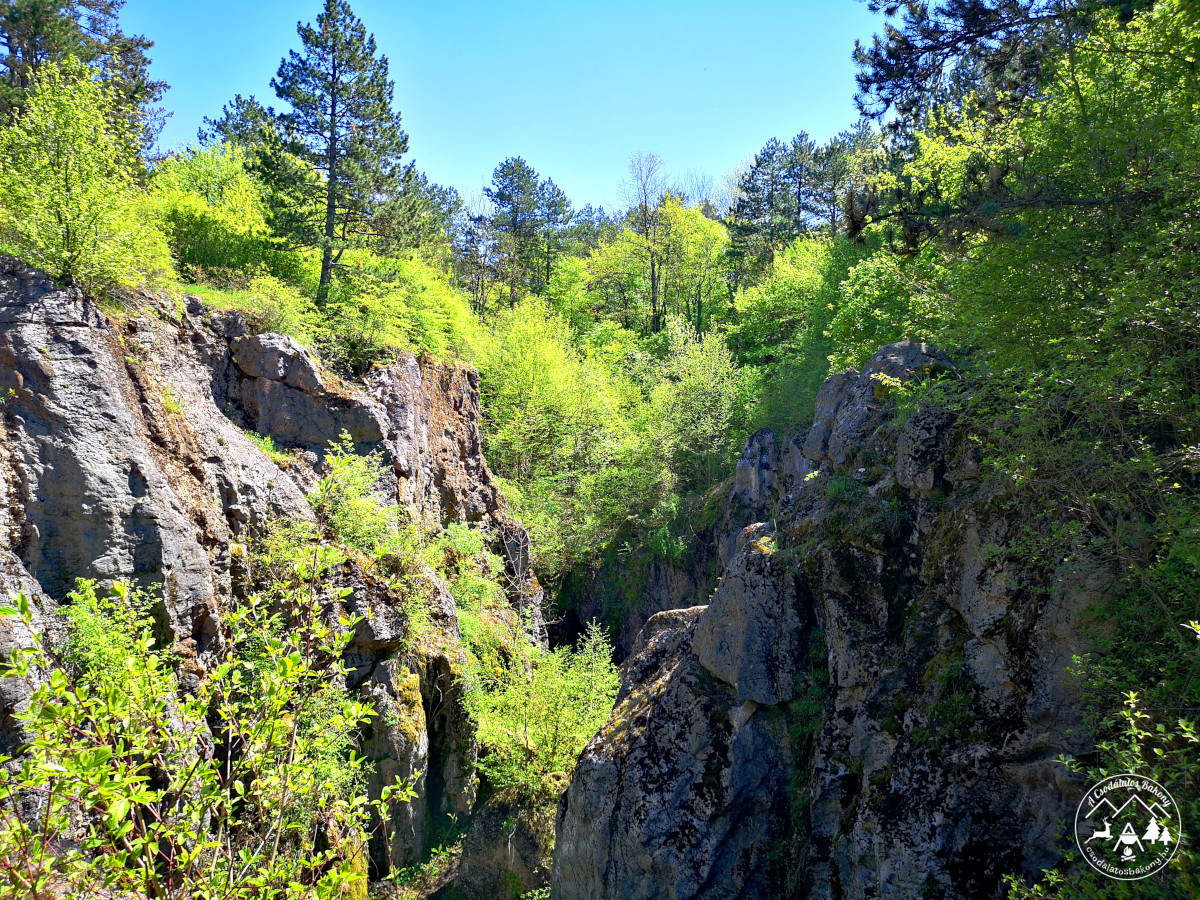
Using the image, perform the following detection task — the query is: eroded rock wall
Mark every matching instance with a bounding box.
[0,257,542,881]
[553,342,1099,900]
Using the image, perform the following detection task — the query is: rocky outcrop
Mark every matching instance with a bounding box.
[554,602,792,900]
[365,356,546,643]
[0,261,310,653]
[553,342,1100,900]
[0,258,543,880]
[0,550,53,771]
[449,794,554,899]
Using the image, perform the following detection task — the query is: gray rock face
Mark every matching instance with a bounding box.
[231,333,326,393]
[553,606,791,900]
[0,261,541,883]
[366,355,547,643]
[1,262,222,649]
[365,355,500,527]
[0,551,52,763]
[452,794,553,899]
[360,659,431,867]
[554,342,1097,900]
[803,340,957,467]
[226,333,388,450]
[694,523,810,706]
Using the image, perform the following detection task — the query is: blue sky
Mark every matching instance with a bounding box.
[123,1,882,210]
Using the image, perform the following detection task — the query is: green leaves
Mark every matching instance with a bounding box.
[463,621,619,805]
[0,58,172,292]
[0,577,380,898]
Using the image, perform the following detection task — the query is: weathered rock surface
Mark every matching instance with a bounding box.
[0,259,541,881]
[447,794,554,900]
[554,605,791,900]
[1,260,246,651]
[0,551,53,762]
[693,523,811,707]
[553,342,1098,900]
[366,355,547,642]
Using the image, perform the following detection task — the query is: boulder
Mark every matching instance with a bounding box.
[694,523,811,706]
[450,795,553,900]
[231,332,325,393]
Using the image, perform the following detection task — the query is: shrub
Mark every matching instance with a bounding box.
[0,58,172,291]
[316,258,484,377]
[463,622,619,803]
[0,579,410,898]
[149,142,308,283]
[310,432,402,555]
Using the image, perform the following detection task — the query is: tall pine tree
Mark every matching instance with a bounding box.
[268,0,412,295]
[485,157,545,305]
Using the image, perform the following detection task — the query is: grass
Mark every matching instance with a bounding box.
[161,384,184,416]
[245,430,293,468]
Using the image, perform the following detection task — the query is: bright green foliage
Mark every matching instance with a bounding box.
[476,301,675,574]
[0,578,409,899]
[0,58,171,291]
[59,579,158,680]
[192,275,319,341]
[463,622,619,801]
[825,247,945,370]
[0,0,166,145]
[475,296,762,576]
[188,256,481,377]
[587,196,731,336]
[266,0,413,294]
[150,142,308,283]
[658,198,730,334]
[729,236,872,432]
[543,255,594,333]
[655,321,753,492]
[315,259,484,375]
[246,430,296,468]
[310,432,402,555]
[421,523,511,671]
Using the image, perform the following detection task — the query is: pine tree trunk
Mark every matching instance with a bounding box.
[319,67,339,300]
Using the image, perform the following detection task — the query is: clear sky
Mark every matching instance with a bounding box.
[122,0,883,210]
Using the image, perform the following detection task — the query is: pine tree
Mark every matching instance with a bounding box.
[485,157,545,305]
[537,177,571,292]
[268,0,412,296]
[0,0,166,144]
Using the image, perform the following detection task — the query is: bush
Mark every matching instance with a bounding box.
[310,432,402,556]
[657,320,754,493]
[0,58,172,291]
[463,622,619,803]
[316,258,484,377]
[149,142,308,283]
[0,578,407,898]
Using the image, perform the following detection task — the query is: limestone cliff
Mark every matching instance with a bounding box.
[553,342,1100,900]
[0,257,541,887]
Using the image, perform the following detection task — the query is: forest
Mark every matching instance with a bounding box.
[0,0,1198,897]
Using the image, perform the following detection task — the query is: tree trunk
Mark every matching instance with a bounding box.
[649,253,659,333]
[318,67,339,301]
